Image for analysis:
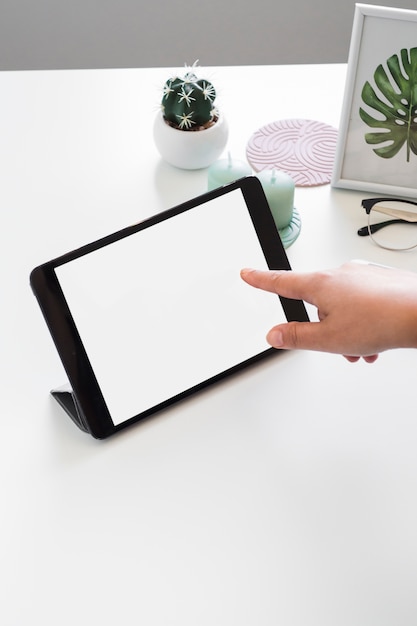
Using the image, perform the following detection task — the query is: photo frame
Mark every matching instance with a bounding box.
[332,4,417,199]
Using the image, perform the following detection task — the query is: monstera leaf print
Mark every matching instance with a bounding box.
[359,47,417,162]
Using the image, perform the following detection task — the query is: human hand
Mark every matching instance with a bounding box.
[241,262,417,362]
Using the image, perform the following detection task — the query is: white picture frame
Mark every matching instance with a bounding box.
[331,4,417,199]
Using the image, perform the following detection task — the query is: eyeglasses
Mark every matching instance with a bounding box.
[358,197,417,251]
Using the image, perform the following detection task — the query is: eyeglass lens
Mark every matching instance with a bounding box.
[368,200,417,250]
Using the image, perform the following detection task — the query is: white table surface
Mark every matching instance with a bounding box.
[1,64,417,625]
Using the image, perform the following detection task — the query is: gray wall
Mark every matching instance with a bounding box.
[0,0,416,69]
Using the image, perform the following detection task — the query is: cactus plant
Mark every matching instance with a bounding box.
[154,62,228,168]
[161,63,218,131]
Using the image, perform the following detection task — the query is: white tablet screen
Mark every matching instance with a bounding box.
[55,188,285,426]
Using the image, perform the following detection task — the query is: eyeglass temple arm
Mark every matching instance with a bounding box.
[370,204,417,222]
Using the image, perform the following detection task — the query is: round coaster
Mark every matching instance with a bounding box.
[279,207,301,248]
[246,118,338,186]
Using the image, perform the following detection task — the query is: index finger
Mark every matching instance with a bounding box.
[240,268,317,304]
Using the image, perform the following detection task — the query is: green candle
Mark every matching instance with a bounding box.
[257,169,295,230]
[207,153,252,190]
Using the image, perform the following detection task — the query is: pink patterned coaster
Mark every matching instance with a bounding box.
[246,118,338,186]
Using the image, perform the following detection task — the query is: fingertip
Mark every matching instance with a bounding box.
[364,354,379,363]
[266,328,284,348]
[240,267,262,286]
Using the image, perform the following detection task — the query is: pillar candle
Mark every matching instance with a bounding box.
[207,153,252,190]
[257,169,295,230]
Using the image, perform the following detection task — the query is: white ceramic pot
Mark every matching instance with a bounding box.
[153,111,229,170]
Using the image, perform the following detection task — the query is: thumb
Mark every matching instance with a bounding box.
[267,321,321,351]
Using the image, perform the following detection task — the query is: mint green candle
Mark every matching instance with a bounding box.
[207,153,252,190]
[257,169,295,230]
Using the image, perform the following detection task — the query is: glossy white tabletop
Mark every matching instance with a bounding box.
[1,64,417,625]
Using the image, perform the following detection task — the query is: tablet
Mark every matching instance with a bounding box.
[30,177,308,438]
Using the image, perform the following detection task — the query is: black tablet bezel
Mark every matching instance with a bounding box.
[30,176,309,438]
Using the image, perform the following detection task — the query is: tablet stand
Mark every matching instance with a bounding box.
[50,384,89,433]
